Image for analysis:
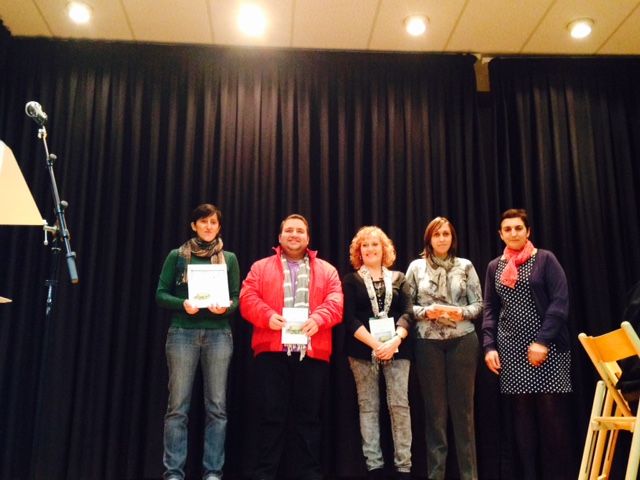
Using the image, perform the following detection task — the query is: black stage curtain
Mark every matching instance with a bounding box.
[0,37,482,480]
[487,57,640,478]
[0,31,639,479]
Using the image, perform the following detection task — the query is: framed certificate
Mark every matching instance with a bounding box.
[187,264,231,308]
[281,307,309,345]
[369,316,395,342]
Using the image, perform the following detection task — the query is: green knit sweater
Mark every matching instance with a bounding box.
[156,249,240,329]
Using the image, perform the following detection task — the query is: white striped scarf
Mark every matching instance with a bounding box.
[281,254,310,359]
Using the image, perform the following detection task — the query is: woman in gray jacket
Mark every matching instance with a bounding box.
[406,217,483,480]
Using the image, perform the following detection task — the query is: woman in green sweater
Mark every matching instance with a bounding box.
[156,203,240,480]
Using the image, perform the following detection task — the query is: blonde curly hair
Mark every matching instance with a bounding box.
[349,226,396,269]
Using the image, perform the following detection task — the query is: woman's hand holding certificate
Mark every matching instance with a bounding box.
[183,298,229,315]
[183,299,199,315]
[426,304,463,327]
[207,304,229,314]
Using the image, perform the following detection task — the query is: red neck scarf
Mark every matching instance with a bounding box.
[500,240,535,288]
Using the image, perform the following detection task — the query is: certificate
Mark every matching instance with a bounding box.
[431,303,460,316]
[431,304,460,327]
[281,307,309,345]
[369,316,395,342]
[187,264,231,308]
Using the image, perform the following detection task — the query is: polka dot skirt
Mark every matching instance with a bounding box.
[495,256,572,394]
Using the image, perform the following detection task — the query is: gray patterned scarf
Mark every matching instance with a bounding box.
[427,255,455,303]
[281,254,310,359]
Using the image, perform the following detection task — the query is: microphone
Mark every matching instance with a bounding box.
[25,101,48,126]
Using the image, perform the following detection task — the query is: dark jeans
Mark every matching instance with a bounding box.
[250,352,328,480]
[509,392,574,480]
[415,333,479,480]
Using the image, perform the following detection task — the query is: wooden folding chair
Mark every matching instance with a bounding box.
[578,321,640,480]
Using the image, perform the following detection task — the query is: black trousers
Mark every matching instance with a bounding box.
[250,352,328,480]
[509,392,574,480]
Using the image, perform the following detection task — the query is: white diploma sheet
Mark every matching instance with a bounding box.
[187,264,231,308]
[369,316,395,342]
[281,307,309,345]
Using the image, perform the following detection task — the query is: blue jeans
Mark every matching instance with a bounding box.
[163,327,233,480]
[348,357,412,473]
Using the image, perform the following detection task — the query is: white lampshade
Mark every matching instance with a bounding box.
[0,141,43,226]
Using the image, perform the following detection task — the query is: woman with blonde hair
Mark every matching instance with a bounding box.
[343,226,414,480]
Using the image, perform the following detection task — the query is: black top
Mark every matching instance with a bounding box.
[623,281,640,331]
[342,271,414,360]
[618,281,640,396]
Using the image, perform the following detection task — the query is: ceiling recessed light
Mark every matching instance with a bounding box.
[404,15,428,37]
[67,1,92,24]
[238,4,267,37]
[568,18,593,39]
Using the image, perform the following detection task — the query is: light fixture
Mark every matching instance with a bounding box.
[67,1,92,24]
[568,18,594,39]
[404,15,428,37]
[238,4,267,37]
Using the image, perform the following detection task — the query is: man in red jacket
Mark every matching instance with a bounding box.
[240,214,343,480]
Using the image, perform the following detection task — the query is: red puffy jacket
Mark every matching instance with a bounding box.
[240,247,343,362]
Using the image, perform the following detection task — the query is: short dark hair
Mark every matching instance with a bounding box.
[422,216,457,258]
[190,203,223,226]
[279,214,310,236]
[500,208,529,230]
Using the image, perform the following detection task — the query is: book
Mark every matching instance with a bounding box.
[369,316,396,342]
[281,307,309,345]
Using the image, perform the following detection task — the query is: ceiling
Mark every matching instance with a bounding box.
[1,0,640,56]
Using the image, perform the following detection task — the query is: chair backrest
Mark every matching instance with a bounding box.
[579,321,640,417]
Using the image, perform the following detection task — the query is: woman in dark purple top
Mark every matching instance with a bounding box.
[482,209,573,480]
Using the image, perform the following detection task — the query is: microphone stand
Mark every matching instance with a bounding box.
[28,118,78,470]
[44,231,61,318]
[36,125,79,285]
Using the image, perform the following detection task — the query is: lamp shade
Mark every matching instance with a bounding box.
[0,140,43,225]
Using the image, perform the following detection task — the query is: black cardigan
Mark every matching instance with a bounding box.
[342,271,414,360]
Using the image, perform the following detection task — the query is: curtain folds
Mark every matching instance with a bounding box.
[490,57,640,336]
[0,39,481,479]
[488,57,640,477]
[1,35,639,479]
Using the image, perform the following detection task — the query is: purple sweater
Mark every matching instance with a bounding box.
[482,249,570,353]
